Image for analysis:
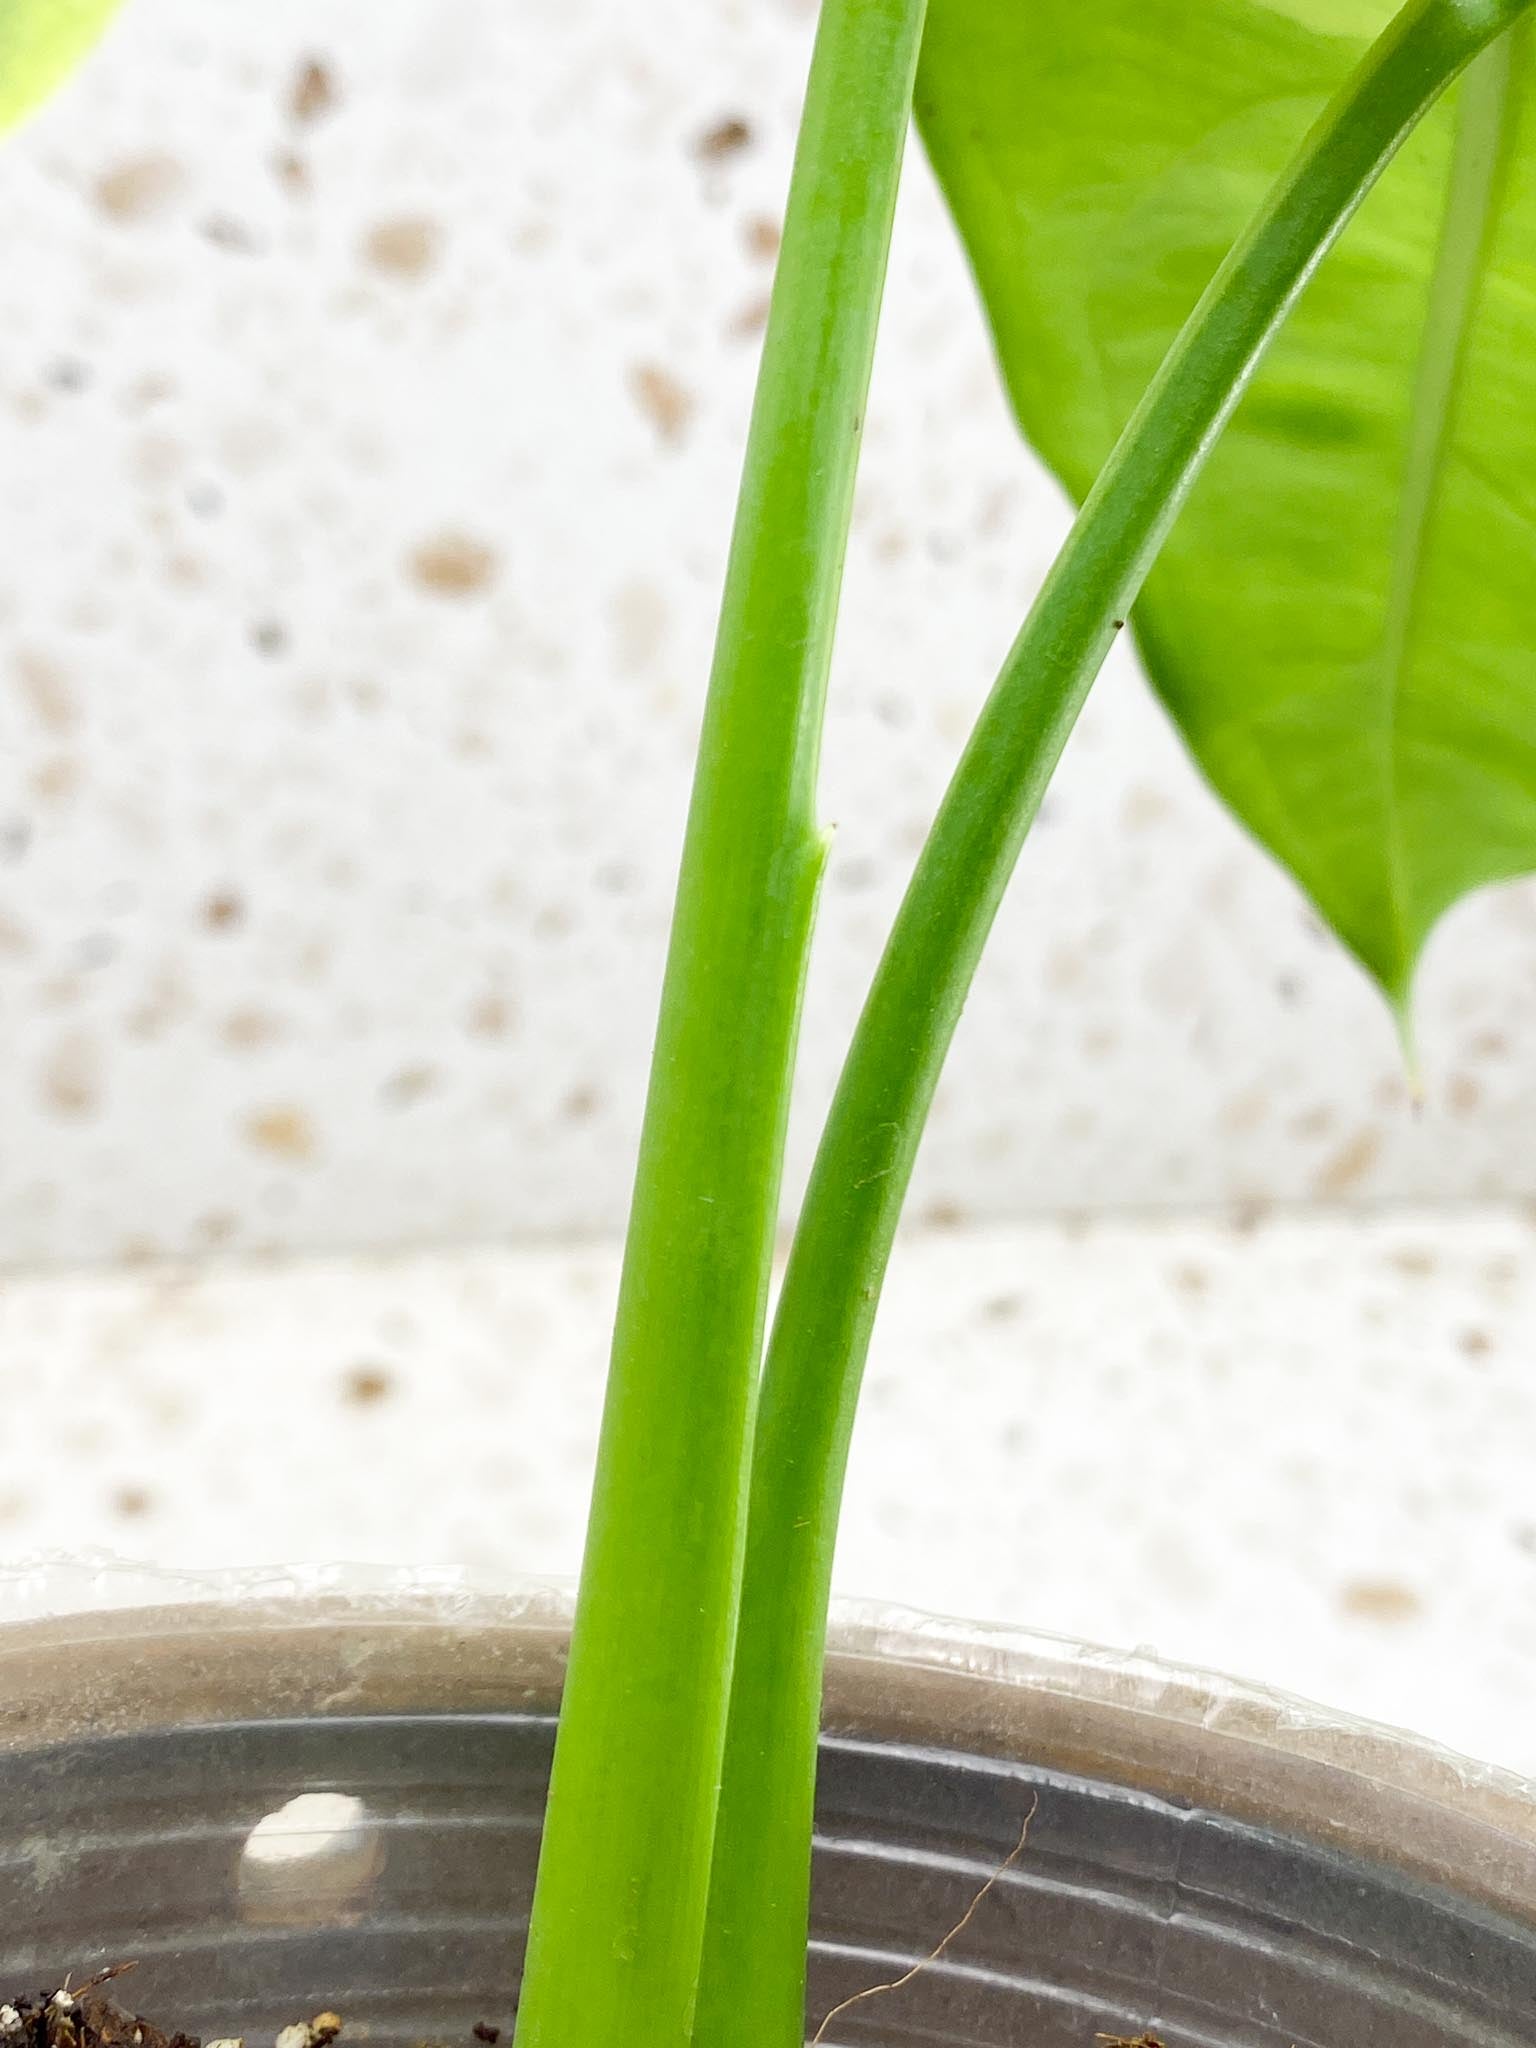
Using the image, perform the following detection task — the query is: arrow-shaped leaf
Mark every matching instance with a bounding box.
[919,0,1536,1008]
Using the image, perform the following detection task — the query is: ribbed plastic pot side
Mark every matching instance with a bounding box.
[0,1587,1533,2048]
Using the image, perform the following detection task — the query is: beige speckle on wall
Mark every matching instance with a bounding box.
[289,55,338,126]
[408,532,499,597]
[40,1033,101,1119]
[13,652,77,735]
[363,216,440,279]
[629,363,695,445]
[244,1105,319,1163]
[93,150,184,221]
[1339,1579,1424,1626]
[1315,1127,1386,1200]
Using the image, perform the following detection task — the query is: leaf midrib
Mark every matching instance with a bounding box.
[1377,28,1520,998]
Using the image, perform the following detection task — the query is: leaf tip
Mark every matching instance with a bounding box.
[1389,985,1425,1108]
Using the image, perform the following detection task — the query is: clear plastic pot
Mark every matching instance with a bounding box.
[0,1571,1533,2046]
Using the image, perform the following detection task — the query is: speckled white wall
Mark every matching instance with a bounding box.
[3,0,1535,1267]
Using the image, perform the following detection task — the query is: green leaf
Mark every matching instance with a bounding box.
[0,0,121,130]
[918,0,1536,1006]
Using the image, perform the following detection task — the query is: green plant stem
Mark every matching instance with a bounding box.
[696,6,1532,2044]
[511,4,926,2046]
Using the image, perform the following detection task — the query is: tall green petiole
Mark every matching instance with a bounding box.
[695,5,1536,2045]
[510,4,927,2046]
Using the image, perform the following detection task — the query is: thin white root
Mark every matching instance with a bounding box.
[809,1791,1039,2046]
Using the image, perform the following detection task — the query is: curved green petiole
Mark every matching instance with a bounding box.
[695,5,1536,2045]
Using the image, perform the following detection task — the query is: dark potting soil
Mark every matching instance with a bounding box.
[0,1977,513,2048]
[0,1969,1166,2048]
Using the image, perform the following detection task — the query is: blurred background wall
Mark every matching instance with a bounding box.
[2,0,1534,1268]
[2,0,1534,1775]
